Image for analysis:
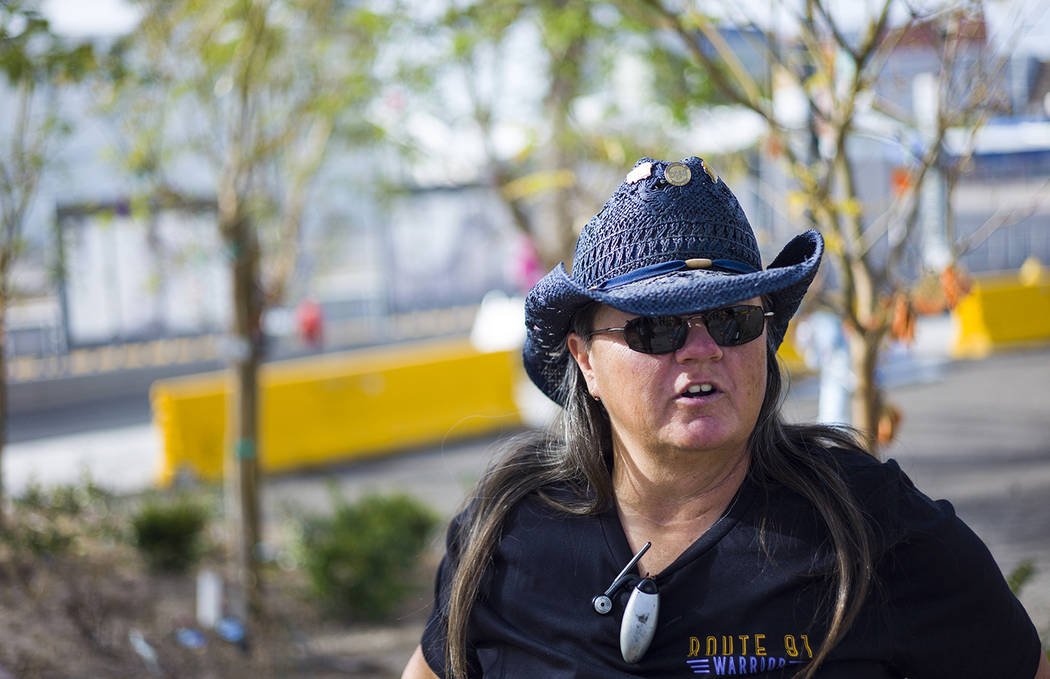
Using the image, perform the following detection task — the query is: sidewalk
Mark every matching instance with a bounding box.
[5,423,161,495]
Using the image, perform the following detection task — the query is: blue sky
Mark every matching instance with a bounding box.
[42,0,141,35]
[39,0,1050,58]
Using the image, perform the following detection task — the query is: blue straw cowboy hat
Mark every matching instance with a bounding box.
[523,156,824,404]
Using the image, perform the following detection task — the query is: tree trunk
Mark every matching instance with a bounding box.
[543,11,585,267]
[222,208,264,624]
[230,342,262,619]
[848,331,882,457]
[544,145,575,267]
[0,302,6,524]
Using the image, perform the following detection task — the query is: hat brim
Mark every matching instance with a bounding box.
[523,230,824,403]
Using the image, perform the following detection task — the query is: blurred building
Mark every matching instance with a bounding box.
[724,14,1050,282]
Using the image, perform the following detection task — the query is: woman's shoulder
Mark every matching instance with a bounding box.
[834,449,1043,676]
[828,447,910,493]
[824,447,966,547]
[828,448,926,504]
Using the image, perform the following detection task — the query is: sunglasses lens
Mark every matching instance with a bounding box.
[623,316,687,354]
[618,306,766,353]
[704,306,764,346]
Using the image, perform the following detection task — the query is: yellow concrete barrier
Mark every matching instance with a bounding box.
[151,338,523,486]
[951,258,1050,358]
[776,322,810,377]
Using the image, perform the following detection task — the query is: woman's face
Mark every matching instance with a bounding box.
[567,301,768,461]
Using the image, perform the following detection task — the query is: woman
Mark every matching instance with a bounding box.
[403,157,1049,678]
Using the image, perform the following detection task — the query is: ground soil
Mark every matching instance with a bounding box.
[0,498,431,679]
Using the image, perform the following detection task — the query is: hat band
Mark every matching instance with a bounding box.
[592,258,759,291]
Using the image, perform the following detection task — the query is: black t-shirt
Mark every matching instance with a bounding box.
[421,450,1042,678]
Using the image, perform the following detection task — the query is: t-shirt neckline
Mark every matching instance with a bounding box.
[596,472,759,583]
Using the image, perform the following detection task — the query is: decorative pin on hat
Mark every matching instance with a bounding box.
[664,161,691,186]
[700,159,718,183]
[625,162,653,184]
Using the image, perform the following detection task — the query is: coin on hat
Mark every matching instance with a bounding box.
[664,162,691,186]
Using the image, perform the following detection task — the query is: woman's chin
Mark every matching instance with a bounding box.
[659,424,748,458]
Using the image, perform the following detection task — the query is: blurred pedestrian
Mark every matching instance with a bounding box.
[402,157,1049,679]
[296,298,324,347]
[510,233,545,293]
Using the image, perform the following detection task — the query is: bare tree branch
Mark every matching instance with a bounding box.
[956,180,1049,257]
[633,0,758,112]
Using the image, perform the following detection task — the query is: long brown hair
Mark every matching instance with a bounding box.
[441,309,873,679]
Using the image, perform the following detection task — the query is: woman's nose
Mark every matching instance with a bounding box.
[676,318,724,362]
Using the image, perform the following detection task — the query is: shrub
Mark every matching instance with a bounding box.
[130,497,209,572]
[1006,559,1036,596]
[297,492,438,620]
[3,479,118,559]
[14,478,114,518]
[0,518,75,559]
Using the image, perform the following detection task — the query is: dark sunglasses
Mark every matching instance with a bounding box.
[587,305,773,354]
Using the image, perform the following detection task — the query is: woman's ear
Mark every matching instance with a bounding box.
[567,332,599,399]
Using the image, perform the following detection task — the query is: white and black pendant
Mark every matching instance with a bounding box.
[619,577,659,663]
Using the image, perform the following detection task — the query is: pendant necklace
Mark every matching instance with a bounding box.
[592,490,742,664]
[591,541,659,664]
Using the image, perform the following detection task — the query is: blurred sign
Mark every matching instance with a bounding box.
[57,199,229,346]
